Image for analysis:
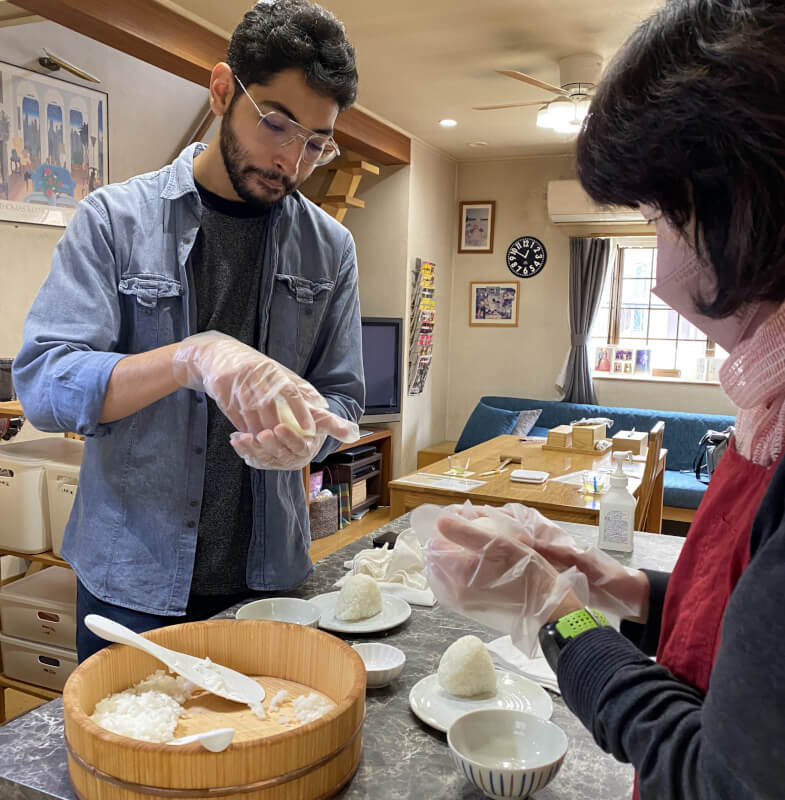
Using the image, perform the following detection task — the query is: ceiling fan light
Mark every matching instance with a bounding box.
[553,119,582,135]
[536,105,553,129]
[546,97,574,125]
[575,97,592,121]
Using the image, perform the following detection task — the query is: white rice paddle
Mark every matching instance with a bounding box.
[168,728,235,752]
[84,614,266,707]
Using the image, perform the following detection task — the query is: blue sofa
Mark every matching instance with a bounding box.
[464,396,736,520]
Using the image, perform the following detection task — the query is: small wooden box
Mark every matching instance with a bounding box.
[571,423,607,449]
[611,430,648,455]
[547,425,573,448]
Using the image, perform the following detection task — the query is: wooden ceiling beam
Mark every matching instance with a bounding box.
[13,0,411,165]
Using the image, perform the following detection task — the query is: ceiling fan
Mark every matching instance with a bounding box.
[474,53,602,135]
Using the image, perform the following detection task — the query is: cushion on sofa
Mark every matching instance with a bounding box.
[663,471,708,510]
[512,408,542,437]
[455,402,521,452]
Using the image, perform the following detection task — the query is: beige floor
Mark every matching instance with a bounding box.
[1,506,393,725]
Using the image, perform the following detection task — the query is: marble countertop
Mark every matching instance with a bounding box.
[0,516,684,800]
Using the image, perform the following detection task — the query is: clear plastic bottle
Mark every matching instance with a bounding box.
[597,452,636,553]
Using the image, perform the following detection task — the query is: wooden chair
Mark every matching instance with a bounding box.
[634,421,666,533]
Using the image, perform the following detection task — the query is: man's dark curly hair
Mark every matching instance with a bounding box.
[577,0,785,319]
[227,0,358,111]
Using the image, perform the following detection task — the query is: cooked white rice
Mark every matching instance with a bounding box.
[89,669,196,743]
[335,573,382,621]
[437,635,497,698]
[292,692,333,724]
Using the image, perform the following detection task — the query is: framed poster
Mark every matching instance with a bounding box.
[0,59,109,227]
[458,200,495,253]
[469,281,519,327]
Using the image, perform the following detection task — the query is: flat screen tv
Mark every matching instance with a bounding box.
[360,317,402,422]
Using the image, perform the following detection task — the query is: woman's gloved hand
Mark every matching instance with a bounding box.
[413,504,588,656]
[491,503,650,623]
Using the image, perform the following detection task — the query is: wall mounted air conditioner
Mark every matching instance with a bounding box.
[547,180,644,224]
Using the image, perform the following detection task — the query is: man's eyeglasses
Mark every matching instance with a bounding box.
[234,74,340,167]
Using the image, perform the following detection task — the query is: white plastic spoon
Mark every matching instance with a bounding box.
[84,614,265,706]
[168,728,235,752]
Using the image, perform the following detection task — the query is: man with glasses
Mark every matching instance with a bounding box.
[13,0,365,660]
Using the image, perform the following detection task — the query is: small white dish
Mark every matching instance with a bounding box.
[352,642,406,688]
[409,670,553,733]
[448,709,568,799]
[309,592,411,634]
[235,597,320,628]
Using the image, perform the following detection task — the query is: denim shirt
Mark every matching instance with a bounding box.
[13,144,364,615]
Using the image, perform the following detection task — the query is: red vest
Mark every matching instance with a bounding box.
[633,443,781,799]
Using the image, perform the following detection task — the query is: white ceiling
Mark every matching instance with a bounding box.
[9,0,664,160]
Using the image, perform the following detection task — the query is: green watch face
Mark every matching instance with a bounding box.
[554,609,610,639]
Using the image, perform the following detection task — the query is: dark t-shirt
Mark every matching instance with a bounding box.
[188,182,268,594]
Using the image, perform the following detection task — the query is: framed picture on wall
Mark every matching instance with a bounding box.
[0,58,109,228]
[469,281,519,326]
[458,200,496,253]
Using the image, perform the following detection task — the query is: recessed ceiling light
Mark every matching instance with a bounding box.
[439,118,458,127]
[468,141,489,148]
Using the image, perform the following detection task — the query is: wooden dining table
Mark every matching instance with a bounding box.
[389,434,666,529]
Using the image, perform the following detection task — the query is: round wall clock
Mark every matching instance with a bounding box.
[506,236,547,278]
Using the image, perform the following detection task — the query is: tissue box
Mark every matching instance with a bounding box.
[547,425,573,448]
[572,423,607,449]
[611,430,648,455]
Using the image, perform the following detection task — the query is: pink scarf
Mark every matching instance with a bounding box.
[720,300,785,466]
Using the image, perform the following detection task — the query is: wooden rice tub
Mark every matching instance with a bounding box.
[62,619,366,799]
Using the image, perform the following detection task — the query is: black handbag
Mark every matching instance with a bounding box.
[694,427,735,483]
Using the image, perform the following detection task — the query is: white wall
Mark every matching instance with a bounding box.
[445,155,738,439]
[0,21,208,442]
[400,139,457,474]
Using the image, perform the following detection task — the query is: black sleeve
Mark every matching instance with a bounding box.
[556,507,785,799]
[619,569,670,655]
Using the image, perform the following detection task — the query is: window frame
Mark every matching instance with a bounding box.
[592,236,721,380]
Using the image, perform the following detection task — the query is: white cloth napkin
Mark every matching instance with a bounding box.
[486,635,560,694]
[336,529,437,607]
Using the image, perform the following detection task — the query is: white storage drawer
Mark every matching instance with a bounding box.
[0,566,76,650]
[0,632,77,691]
[44,447,83,558]
[0,438,83,554]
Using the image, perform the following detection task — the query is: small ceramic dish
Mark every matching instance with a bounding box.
[235,597,320,627]
[447,709,568,799]
[351,642,406,688]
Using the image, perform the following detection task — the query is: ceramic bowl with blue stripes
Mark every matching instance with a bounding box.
[447,709,568,799]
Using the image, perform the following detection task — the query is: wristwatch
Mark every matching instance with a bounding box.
[538,608,610,672]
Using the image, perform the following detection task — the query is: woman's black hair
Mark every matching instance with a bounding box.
[227,0,358,111]
[576,0,785,317]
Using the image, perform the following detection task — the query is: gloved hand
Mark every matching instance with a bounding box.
[172,332,359,469]
[230,404,358,470]
[412,503,589,656]
[489,503,649,623]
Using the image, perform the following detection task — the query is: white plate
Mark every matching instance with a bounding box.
[309,592,412,633]
[409,670,553,732]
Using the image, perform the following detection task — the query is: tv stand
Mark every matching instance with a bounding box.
[303,428,392,508]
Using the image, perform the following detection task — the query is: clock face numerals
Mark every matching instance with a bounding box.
[506,236,547,278]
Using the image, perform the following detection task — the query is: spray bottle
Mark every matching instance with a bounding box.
[597,452,636,552]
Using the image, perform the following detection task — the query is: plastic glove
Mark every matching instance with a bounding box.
[487,503,648,623]
[172,331,319,435]
[230,404,359,470]
[412,504,589,656]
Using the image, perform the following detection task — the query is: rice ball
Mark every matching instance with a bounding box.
[335,574,382,621]
[471,516,498,534]
[438,635,497,697]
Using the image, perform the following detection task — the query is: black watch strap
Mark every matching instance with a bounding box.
[538,608,610,673]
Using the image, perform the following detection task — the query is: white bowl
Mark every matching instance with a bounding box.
[447,709,568,799]
[235,597,321,627]
[351,642,406,688]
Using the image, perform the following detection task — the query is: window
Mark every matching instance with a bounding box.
[590,238,727,381]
